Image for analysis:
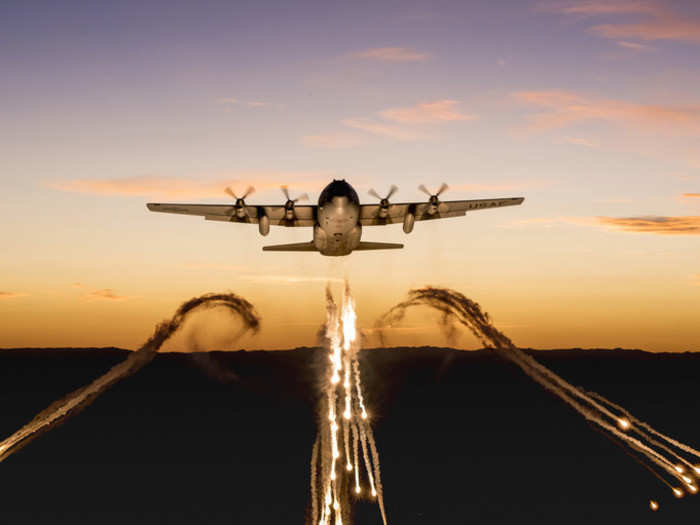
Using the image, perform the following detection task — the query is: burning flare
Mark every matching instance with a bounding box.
[311,283,387,525]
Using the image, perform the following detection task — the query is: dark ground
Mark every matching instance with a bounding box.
[1,346,699,524]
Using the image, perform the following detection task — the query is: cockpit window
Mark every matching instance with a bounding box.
[318,179,360,206]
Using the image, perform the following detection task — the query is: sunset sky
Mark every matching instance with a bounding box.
[1,0,699,352]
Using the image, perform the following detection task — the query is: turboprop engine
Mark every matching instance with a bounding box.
[258,214,270,236]
[403,211,415,233]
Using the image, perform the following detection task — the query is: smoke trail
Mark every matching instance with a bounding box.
[588,391,700,470]
[364,421,387,525]
[0,292,260,463]
[310,432,321,525]
[376,286,700,497]
[351,421,360,494]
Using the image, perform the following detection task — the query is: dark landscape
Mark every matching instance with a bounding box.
[1,347,699,524]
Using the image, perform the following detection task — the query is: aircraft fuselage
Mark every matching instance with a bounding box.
[314,180,362,256]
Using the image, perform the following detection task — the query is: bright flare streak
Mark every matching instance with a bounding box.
[315,283,387,525]
[689,484,698,494]
[675,465,685,473]
[649,500,659,511]
[682,475,692,484]
[673,488,684,498]
[695,466,700,475]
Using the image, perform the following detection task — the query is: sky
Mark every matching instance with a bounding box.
[1,0,699,352]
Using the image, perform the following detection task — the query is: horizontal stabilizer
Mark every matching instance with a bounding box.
[262,242,318,252]
[354,241,403,251]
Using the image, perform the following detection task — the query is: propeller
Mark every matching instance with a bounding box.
[368,185,398,219]
[225,185,255,205]
[368,185,398,208]
[224,185,255,219]
[281,185,309,219]
[418,183,449,214]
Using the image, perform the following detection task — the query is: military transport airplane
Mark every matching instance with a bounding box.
[147,180,524,256]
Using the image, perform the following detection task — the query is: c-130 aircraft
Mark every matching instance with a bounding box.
[147,180,524,256]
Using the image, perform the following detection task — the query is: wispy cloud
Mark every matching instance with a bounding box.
[50,173,330,199]
[350,47,429,62]
[506,214,700,235]
[542,1,700,43]
[559,136,598,147]
[597,216,700,235]
[0,292,28,300]
[539,1,659,16]
[514,90,700,133]
[505,216,597,228]
[217,97,268,108]
[379,100,476,124]
[341,117,427,141]
[617,40,654,50]
[183,263,246,272]
[450,180,544,193]
[300,132,366,149]
[239,275,346,285]
[304,100,476,147]
[83,289,135,302]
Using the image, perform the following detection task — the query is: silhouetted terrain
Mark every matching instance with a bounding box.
[1,347,699,524]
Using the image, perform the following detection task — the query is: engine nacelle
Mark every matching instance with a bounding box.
[258,214,270,236]
[403,212,415,234]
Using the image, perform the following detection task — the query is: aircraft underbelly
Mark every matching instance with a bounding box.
[316,203,362,256]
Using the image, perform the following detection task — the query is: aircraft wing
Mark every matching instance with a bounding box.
[146,203,317,227]
[358,197,524,225]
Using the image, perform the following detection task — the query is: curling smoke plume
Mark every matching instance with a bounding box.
[0,292,260,463]
[310,282,387,525]
[376,287,700,503]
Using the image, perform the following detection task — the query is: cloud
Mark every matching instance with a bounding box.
[560,136,598,147]
[50,173,330,199]
[83,289,135,302]
[379,100,476,124]
[341,118,427,141]
[505,216,597,229]
[597,216,700,234]
[303,100,475,146]
[217,97,268,108]
[183,263,247,272]
[540,1,659,16]
[0,292,28,300]
[514,90,700,133]
[542,1,700,43]
[351,47,429,62]
[239,275,346,285]
[449,180,544,193]
[506,214,700,235]
[617,40,654,50]
[300,132,366,149]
